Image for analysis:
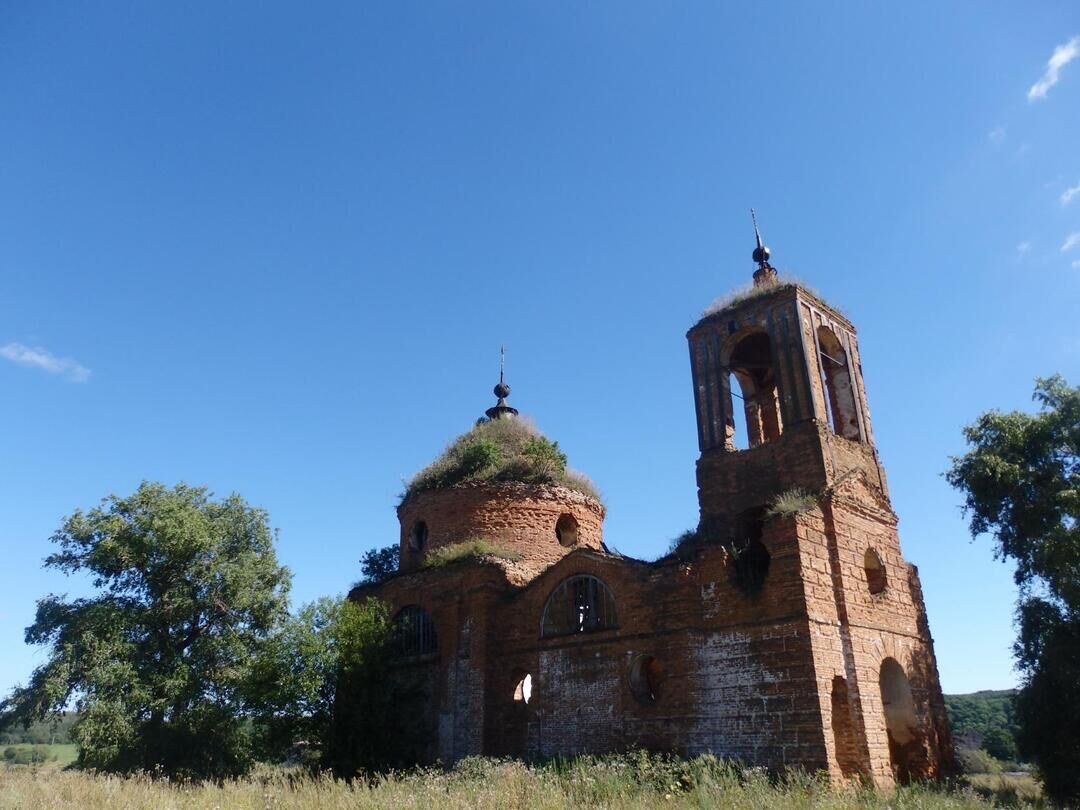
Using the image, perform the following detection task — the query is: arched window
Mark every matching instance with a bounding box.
[408,521,428,552]
[394,605,437,657]
[864,548,887,594]
[817,326,861,441]
[541,575,618,637]
[629,655,665,704]
[726,331,783,450]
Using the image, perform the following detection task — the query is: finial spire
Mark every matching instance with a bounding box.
[485,346,518,420]
[750,208,778,287]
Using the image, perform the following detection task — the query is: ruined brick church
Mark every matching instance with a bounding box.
[350,224,954,786]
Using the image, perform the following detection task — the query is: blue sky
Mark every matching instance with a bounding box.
[1,3,1078,696]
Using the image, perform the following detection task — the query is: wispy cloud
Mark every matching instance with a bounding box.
[0,342,90,383]
[1073,259,1080,269]
[1016,241,1032,258]
[1061,183,1080,206]
[1062,232,1080,253]
[988,126,1006,144]
[1028,36,1080,101]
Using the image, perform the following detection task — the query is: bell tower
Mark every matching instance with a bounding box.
[686,212,888,536]
[684,214,954,784]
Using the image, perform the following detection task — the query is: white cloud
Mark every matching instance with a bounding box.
[1028,35,1080,101]
[988,126,1006,144]
[0,342,90,382]
[1061,183,1080,206]
[1073,259,1080,269]
[1062,232,1080,253]
[1017,241,1032,257]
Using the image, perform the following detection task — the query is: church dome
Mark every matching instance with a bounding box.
[397,416,605,572]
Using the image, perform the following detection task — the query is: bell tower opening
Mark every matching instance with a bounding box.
[726,331,783,450]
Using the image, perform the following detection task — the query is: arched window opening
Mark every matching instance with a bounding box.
[541,575,618,638]
[864,548,887,595]
[831,675,861,779]
[731,508,770,595]
[555,513,579,547]
[513,672,533,705]
[726,332,783,450]
[408,521,428,552]
[879,658,927,784]
[817,327,861,441]
[629,655,665,704]
[394,605,437,657]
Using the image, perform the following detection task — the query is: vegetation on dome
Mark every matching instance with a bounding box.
[401,416,602,504]
[421,538,524,569]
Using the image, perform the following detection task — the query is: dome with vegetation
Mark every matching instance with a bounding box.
[401,417,601,504]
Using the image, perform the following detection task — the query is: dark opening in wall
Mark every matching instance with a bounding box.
[732,508,770,595]
[408,521,428,552]
[880,657,926,784]
[831,675,861,778]
[513,672,533,705]
[541,575,618,637]
[864,548,887,594]
[629,655,665,704]
[555,513,579,547]
[394,605,437,657]
[726,331,784,450]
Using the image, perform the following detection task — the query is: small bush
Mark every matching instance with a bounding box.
[422,539,524,569]
[957,746,1003,775]
[765,488,818,520]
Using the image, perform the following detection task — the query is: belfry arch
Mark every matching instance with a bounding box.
[724,330,783,450]
[817,325,861,440]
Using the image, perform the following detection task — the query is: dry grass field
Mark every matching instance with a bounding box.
[0,754,1047,810]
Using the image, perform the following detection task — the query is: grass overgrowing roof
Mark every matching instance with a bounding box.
[421,539,524,569]
[401,416,602,504]
[698,275,836,322]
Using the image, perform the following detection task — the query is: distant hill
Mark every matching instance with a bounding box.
[944,690,1020,762]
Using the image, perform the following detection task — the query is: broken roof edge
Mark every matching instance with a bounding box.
[691,276,853,333]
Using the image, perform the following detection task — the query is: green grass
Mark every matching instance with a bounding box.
[765,487,819,520]
[0,752,1042,809]
[422,539,524,569]
[402,417,602,504]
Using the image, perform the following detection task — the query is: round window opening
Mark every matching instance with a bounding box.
[555,513,579,547]
[629,655,665,704]
[864,548,887,594]
[408,521,428,552]
[513,672,533,705]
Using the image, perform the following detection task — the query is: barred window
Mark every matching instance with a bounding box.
[541,575,617,638]
[394,605,437,657]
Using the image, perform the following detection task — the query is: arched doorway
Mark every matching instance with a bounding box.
[879,658,927,783]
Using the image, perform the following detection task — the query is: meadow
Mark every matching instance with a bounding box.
[0,754,1045,810]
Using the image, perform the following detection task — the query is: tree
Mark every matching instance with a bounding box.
[946,376,1079,804]
[358,545,399,586]
[0,482,291,779]
[248,595,418,776]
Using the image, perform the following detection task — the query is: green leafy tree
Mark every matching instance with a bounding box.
[358,545,399,585]
[946,376,1079,804]
[249,596,416,776]
[0,482,291,779]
